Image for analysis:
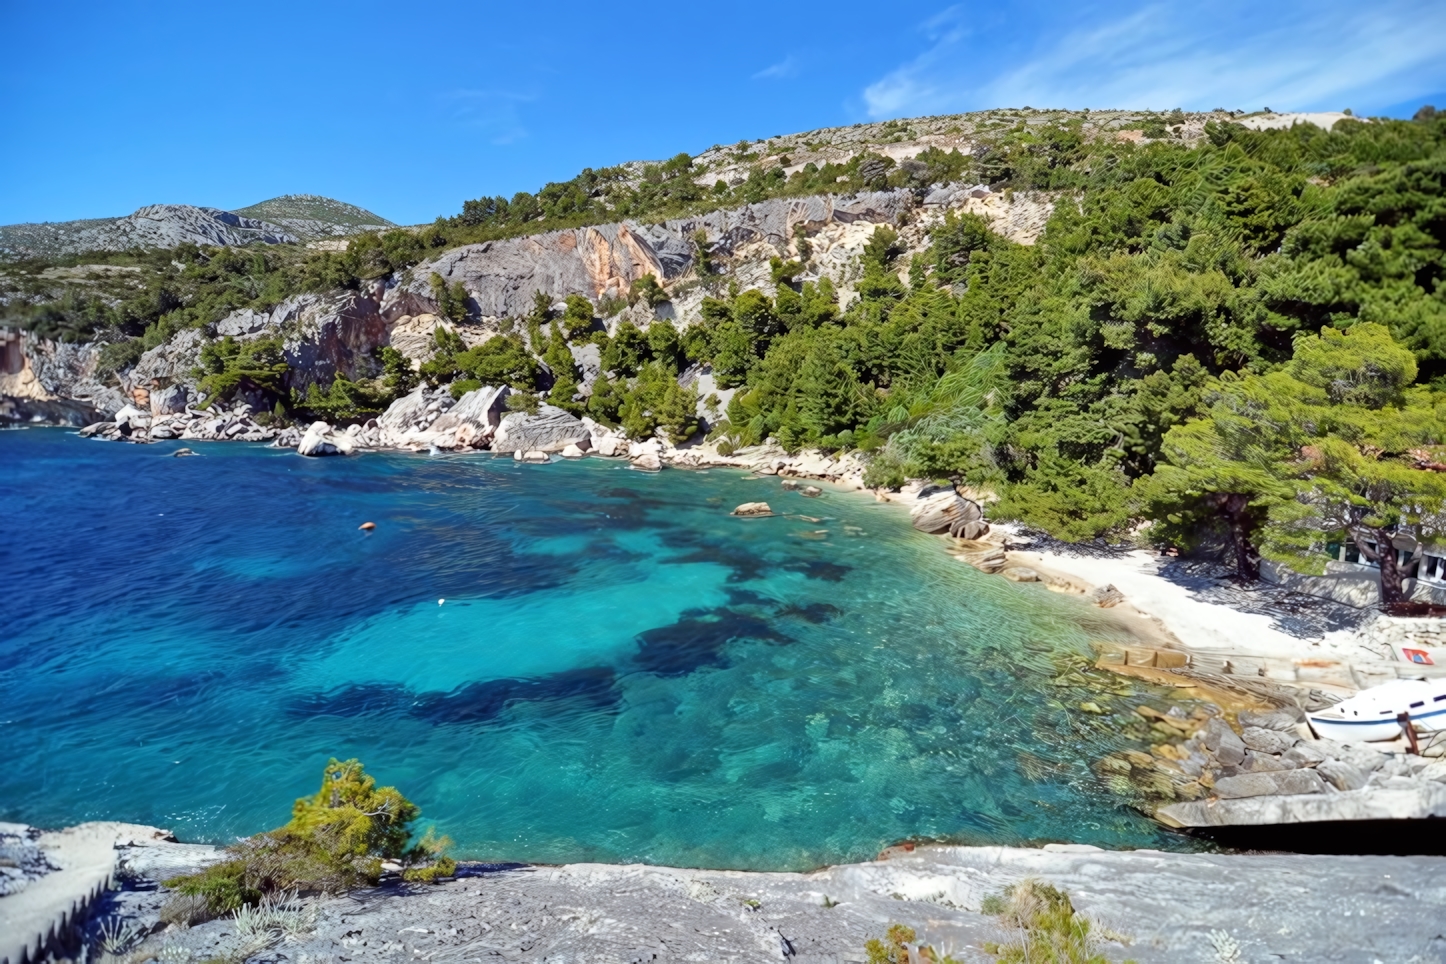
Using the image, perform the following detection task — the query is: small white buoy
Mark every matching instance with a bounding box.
[438,598,445,606]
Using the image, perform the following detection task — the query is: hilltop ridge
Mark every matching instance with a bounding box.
[0,204,298,260]
[0,194,393,260]
[232,194,394,241]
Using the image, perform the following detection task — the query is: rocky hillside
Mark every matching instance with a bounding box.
[0,205,298,259]
[232,195,394,241]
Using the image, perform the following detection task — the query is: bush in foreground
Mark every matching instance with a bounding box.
[867,880,1134,964]
[164,758,455,919]
[980,879,1133,963]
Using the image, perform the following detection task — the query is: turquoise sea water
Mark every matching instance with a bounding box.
[0,429,1180,869]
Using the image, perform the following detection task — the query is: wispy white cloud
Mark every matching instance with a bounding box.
[753,56,800,81]
[863,0,1446,117]
[441,89,536,145]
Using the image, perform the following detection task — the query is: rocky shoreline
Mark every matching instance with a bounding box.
[68,380,879,482]
[4,821,1444,964]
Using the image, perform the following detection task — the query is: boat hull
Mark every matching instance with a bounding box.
[1308,705,1446,742]
[1306,716,1407,742]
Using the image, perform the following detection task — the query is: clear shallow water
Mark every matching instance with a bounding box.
[1,429,1179,869]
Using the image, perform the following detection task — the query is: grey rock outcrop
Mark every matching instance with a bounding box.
[378,386,442,437]
[376,385,505,449]
[1213,769,1325,799]
[1202,717,1247,766]
[1240,726,1296,755]
[148,384,188,416]
[0,205,297,258]
[491,404,590,454]
[131,329,206,389]
[1239,708,1303,731]
[1141,702,1446,828]
[909,488,983,535]
[275,292,388,396]
[1159,782,1446,827]
[1317,758,1369,791]
[430,385,510,434]
[570,342,602,396]
[79,402,279,445]
[404,191,912,318]
[136,291,392,401]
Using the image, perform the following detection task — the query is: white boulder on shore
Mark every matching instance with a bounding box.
[375,384,510,450]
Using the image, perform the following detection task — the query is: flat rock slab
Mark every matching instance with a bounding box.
[101,842,1446,964]
[0,822,171,964]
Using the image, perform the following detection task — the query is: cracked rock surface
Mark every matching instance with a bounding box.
[78,837,1446,964]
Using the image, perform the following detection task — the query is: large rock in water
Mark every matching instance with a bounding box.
[491,405,590,454]
[910,488,983,535]
[297,421,357,457]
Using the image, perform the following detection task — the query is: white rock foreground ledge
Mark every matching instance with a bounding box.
[0,822,178,964]
[1158,781,1446,828]
[3,825,1443,964]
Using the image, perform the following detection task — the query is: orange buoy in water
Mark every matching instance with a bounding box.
[359,522,376,531]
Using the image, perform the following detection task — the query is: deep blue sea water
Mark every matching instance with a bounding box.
[1,429,1181,869]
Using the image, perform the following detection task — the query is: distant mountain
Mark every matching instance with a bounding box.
[0,195,394,259]
[232,195,395,241]
[0,205,298,259]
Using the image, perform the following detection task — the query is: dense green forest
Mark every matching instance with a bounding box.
[5,108,1445,581]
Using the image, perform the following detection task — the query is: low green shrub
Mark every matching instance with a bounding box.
[980,880,1134,964]
[865,923,957,964]
[164,759,454,919]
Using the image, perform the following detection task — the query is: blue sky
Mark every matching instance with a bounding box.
[2,0,1442,227]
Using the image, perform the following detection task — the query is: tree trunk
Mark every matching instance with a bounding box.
[1359,527,1409,605]
[1217,493,1261,581]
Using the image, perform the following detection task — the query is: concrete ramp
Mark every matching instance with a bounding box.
[0,823,173,964]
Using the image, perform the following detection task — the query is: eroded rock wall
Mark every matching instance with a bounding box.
[1,329,127,416]
[408,191,914,318]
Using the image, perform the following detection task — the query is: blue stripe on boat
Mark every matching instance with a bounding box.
[1308,706,1446,725]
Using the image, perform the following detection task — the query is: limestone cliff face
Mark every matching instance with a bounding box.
[1,329,127,416]
[407,190,914,318]
[279,290,392,395]
[131,289,395,398]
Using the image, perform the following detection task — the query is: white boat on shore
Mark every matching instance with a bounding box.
[1307,677,1446,742]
